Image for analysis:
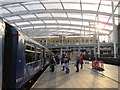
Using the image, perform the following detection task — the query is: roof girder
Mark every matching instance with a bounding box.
[2,9,119,18]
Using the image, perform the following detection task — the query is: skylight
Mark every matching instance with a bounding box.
[44,3,63,9]
[30,21,43,24]
[16,22,30,26]
[63,3,81,10]
[20,14,36,19]
[36,13,52,18]
[7,6,26,12]
[6,16,21,21]
[0,8,10,14]
[25,4,45,10]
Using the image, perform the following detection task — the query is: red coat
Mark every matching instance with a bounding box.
[80,56,83,63]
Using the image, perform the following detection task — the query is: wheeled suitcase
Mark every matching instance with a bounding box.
[66,67,69,74]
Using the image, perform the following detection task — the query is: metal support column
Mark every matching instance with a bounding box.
[97,17,100,58]
[78,31,81,55]
[61,34,63,55]
[46,35,47,46]
[60,48,62,56]
[84,27,85,44]
[94,29,97,61]
[112,1,117,58]
[98,30,100,58]
[89,22,91,45]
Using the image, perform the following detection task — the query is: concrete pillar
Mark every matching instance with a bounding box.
[112,1,117,58]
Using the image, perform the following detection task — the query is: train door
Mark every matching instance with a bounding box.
[41,48,45,68]
[0,20,5,89]
[2,22,18,88]
[43,49,46,66]
[41,48,43,68]
[45,50,49,64]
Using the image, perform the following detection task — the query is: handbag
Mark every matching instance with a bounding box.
[74,60,77,66]
[66,67,69,74]
[62,63,65,66]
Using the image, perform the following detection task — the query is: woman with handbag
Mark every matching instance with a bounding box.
[64,55,69,74]
[80,54,83,69]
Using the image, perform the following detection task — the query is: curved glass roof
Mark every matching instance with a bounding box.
[0,0,119,38]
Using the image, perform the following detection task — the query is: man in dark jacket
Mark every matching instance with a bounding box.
[51,55,56,72]
[76,54,80,72]
[61,54,65,71]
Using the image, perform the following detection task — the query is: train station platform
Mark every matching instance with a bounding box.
[31,61,120,89]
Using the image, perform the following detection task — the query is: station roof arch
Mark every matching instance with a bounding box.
[0,0,119,38]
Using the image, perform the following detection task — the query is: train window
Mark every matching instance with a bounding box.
[60,40,62,42]
[26,44,35,51]
[26,45,31,50]
[36,53,41,61]
[32,47,35,51]
[68,40,69,42]
[25,51,35,64]
[86,39,88,42]
[25,43,35,64]
[37,48,41,51]
[36,47,41,61]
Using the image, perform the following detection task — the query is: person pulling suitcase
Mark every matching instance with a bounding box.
[64,55,69,74]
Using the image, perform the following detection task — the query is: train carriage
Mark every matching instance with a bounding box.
[0,20,5,89]
[0,21,49,89]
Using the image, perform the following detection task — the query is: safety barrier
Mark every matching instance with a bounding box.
[92,61,104,70]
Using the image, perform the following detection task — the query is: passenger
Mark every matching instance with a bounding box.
[64,55,69,74]
[51,55,56,72]
[61,54,65,71]
[64,55,68,66]
[58,54,61,64]
[76,54,80,72]
[55,54,59,64]
[67,54,70,65]
[74,58,77,66]
[80,54,83,69]
[49,55,52,71]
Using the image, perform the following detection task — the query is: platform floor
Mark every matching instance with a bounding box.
[31,62,120,89]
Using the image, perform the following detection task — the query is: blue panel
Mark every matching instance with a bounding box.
[16,35,25,88]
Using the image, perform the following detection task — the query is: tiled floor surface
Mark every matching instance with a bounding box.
[31,62,119,89]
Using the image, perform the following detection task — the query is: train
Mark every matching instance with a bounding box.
[0,20,50,89]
